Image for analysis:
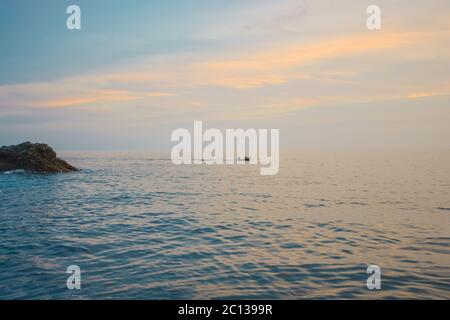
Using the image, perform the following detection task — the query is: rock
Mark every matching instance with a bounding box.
[0,142,78,173]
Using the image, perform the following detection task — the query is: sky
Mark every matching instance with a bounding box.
[0,0,449,150]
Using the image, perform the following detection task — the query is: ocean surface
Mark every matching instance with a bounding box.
[0,150,449,299]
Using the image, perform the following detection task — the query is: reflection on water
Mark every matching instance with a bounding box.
[0,150,449,299]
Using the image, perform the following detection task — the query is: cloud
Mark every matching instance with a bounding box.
[408,92,450,100]
[144,92,176,97]
[0,26,448,122]
[28,90,139,108]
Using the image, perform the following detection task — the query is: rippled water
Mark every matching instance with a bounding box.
[0,150,449,299]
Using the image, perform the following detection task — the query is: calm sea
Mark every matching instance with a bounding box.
[0,150,449,299]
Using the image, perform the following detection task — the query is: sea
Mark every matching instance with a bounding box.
[0,150,449,299]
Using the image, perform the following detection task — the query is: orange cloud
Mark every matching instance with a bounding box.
[408,92,437,99]
[210,75,288,89]
[144,92,176,97]
[406,91,450,100]
[29,90,139,108]
[1,27,448,120]
[203,32,436,72]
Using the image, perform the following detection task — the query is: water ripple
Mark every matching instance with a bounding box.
[0,151,449,299]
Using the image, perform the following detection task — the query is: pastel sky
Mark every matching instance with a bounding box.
[0,0,449,150]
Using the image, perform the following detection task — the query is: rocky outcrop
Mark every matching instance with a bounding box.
[0,142,78,173]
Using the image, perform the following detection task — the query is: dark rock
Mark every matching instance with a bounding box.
[0,142,78,173]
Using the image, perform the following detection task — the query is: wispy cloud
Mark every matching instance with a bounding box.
[1,0,450,149]
[0,15,449,122]
[144,92,177,97]
[28,90,139,108]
